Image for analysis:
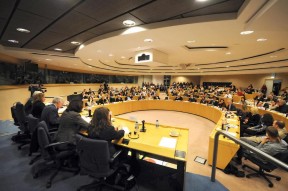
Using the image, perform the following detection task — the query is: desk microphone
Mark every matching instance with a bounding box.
[140,120,146,132]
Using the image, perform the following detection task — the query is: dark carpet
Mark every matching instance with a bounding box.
[0,121,228,191]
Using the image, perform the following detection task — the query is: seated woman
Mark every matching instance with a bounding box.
[55,100,89,147]
[87,107,124,155]
[31,92,46,119]
[240,107,261,136]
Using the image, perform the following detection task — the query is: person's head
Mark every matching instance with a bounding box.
[241,97,245,102]
[266,126,280,142]
[33,92,45,103]
[52,97,64,109]
[90,107,111,130]
[226,99,232,105]
[273,120,285,129]
[278,99,286,106]
[261,113,274,126]
[66,100,83,113]
[219,99,224,103]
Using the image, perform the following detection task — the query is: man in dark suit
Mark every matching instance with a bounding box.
[274,100,288,114]
[115,95,123,102]
[210,97,219,106]
[188,95,197,102]
[174,95,183,101]
[225,99,237,112]
[41,97,64,130]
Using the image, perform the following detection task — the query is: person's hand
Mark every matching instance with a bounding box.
[261,137,269,144]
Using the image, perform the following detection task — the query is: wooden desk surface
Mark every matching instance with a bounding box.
[82,100,243,168]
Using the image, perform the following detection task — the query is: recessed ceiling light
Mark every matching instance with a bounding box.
[187,40,196,43]
[123,20,136,27]
[54,48,62,51]
[16,28,30,33]
[88,66,92,68]
[257,38,267,42]
[270,55,277,58]
[226,66,230,68]
[71,41,81,45]
[8,39,19,44]
[205,49,216,52]
[196,0,209,2]
[144,38,153,43]
[240,30,254,35]
[197,68,201,70]
[87,59,92,61]
[225,52,231,55]
[79,44,85,50]
[45,59,51,61]
[121,56,126,59]
[108,54,114,57]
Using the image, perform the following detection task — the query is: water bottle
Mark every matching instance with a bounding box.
[156,120,159,128]
[135,121,139,132]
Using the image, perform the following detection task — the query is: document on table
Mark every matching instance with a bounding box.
[122,127,130,134]
[81,116,91,123]
[159,137,177,149]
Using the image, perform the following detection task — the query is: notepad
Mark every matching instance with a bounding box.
[159,137,177,149]
[122,127,130,134]
[81,116,91,123]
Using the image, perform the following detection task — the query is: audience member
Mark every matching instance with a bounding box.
[31,92,46,119]
[40,97,64,130]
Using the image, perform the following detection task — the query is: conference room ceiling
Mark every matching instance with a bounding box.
[0,0,288,76]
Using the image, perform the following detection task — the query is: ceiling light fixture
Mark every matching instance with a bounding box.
[226,66,230,68]
[108,54,114,57]
[71,41,81,45]
[45,59,51,61]
[205,49,216,52]
[8,39,19,43]
[123,20,136,27]
[187,40,196,43]
[54,48,62,51]
[121,56,126,59]
[240,30,254,35]
[87,59,92,61]
[257,38,267,42]
[196,0,209,2]
[225,52,231,55]
[270,55,277,58]
[16,28,30,33]
[144,38,153,43]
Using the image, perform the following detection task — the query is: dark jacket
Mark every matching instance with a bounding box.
[226,103,237,111]
[275,104,288,114]
[40,104,60,130]
[31,100,45,119]
[55,111,89,144]
[88,126,124,155]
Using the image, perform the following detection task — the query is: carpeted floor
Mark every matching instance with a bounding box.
[0,119,228,191]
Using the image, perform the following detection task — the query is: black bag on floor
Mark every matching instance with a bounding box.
[108,164,136,190]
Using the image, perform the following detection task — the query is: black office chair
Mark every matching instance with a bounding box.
[33,121,78,188]
[11,102,31,149]
[242,148,288,187]
[75,134,125,191]
[26,114,41,165]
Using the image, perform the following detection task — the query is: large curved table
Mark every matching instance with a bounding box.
[81,100,241,189]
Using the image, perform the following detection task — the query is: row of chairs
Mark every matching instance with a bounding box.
[10,102,133,190]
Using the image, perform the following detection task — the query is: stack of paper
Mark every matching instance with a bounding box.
[159,137,177,149]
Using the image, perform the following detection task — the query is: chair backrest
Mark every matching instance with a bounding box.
[75,134,111,178]
[15,102,28,131]
[11,103,19,126]
[274,148,288,164]
[27,114,39,134]
[37,121,52,159]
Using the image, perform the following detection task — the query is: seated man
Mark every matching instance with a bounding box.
[241,120,287,144]
[224,100,237,112]
[98,95,108,105]
[153,95,160,100]
[244,113,274,136]
[273,99,288,114]
[210,97,219,106]
[138,94,146,100]
[174,95,183,101]
[237,126,287,164]
[41,97,64,130]
[115,95,123,102]
[188,95,197,102]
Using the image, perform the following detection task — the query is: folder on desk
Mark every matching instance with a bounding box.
[159,137,177,149]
